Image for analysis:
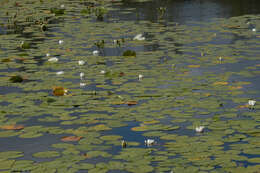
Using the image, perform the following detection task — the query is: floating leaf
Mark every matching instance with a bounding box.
[112,101,138,106]
[1,125,24,130]
[126,101,138,106]
[61,136,83,142]
[1,58,12,62]
[0,159,15,169]
[213,81,228,85]
[188,65,200,68]
[33,151,60,158]
[53,86,68,96]
[20,41,30,49]
[229,86,242,90]
[143,120,160,124]
[0,151,23,159]
[91,124,111,131]
[237,105,249,109]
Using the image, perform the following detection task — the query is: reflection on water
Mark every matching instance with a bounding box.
[116,0,260,23]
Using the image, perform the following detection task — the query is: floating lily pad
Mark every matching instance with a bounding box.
[1,124,24,130]
[61,136,83,142]
[33,151,60,158]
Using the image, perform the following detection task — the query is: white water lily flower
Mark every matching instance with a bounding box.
[252,28,256,32]
[145,139,155,146]
[78,60,85,66]
[60,4,65,8]
[195,126,205,133]
[138,74,143,81]
[64,89,68,95]
[93,50,99,56]
[80,72,85,80]
[48,57,58,62]
[100,70,106,74]
[248,100,256,106]
[58,40,64,45]
[80,82,86,87]
[113,40,117,44]
[121,140,127,148]
[46,53,50,57]
[56,71,64,75]
[133,34,145,41]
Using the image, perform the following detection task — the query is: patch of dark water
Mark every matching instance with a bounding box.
[0,134,62,161]
[0,86,23,94]
[113,0,260,24]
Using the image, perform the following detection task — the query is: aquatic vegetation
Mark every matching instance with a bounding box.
[94,40,105,49]
[138,74,144,81]
[80,72,85,80]
[40,24,47,32]
[58,40,64,45]
[93,50,99,56]
[80,82,86,87]
[48,57,58,62]
[95,7,108,21]
[9,75,23,83]
[52,86,68,96]
[123,50,136,57]
[78,60,85,65]
[20,41,30,49]
[1,125,24,130]
[195,126,205,133]
[248,100,256,109]
[50,7,65,16]
[1,0,260,172]
[121,140,127,148]
[133,33,145,41]
[61,136,83,142]
[56,71,64,75]
[145,139,156,146]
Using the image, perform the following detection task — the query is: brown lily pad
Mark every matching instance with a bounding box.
[61,136,83,142]
[53,86,68,96]
[213,81,228,85]
[1,125,24,130]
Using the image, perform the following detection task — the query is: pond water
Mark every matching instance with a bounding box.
[0,0,260,172]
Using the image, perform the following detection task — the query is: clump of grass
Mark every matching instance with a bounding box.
[20,41,30,49]
[9,75,23,83]
[80,7,92,15]
[94,40,105,49]
[123,50,136,57]
[95,7,107,21]
[50,8,65,16]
